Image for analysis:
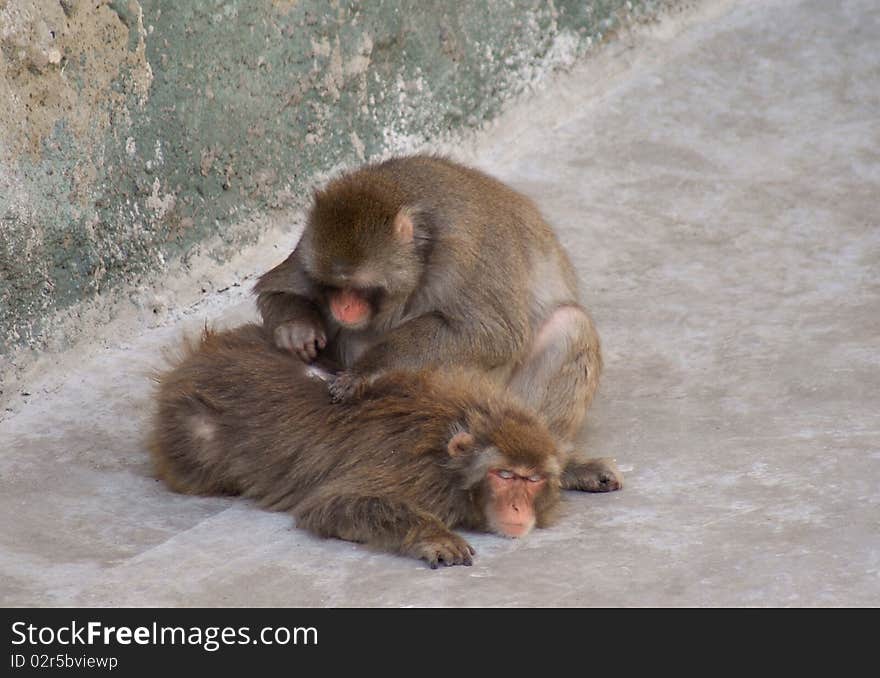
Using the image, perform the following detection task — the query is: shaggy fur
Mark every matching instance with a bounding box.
[149,324,564,567]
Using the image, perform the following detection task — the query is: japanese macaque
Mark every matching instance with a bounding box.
[149,324,568,568]
[254,154,621,491]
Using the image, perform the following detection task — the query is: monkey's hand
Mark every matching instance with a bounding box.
[561,457,624,492]
[404,528,475,569]
[328,370,369,403]
[274,319,327,362]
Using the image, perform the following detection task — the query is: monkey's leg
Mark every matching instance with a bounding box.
[507,305,621,492]
[293,491,475,568]
[509,305,600,440]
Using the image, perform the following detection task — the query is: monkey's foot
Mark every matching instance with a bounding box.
[561,457,624,492]
[328,371,367,403]
[274,320,326,362]
[405,531,475,569]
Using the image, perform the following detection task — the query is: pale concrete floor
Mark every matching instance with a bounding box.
[2,0,878,606]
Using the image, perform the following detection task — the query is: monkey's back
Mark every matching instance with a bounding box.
[149,324,485,513]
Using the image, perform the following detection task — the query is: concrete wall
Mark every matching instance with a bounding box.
[0,0,672,373]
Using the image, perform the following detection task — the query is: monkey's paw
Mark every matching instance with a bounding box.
[328,371,367,403]
[408,531,475,569]
[274,320,326,362]
[561,457,624,493]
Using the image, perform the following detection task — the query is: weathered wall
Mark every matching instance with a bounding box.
[0,0,673,373]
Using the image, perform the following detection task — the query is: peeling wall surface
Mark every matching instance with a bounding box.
[0,0,672,373]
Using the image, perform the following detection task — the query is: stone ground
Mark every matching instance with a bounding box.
[1,0,878,606]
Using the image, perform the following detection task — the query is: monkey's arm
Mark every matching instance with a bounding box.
[293,489,474,568]
[330,311,526,400]
[254,252,328,360]
[257,292,328,360]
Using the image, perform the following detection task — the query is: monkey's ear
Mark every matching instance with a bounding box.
[393,208,415,244]
[447,430,475,457]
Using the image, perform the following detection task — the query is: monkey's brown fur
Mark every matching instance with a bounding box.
[254,155,617,488]
[149,324,564,567]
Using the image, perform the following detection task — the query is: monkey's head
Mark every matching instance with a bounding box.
[448,407,563,539]
[299,174,425,331]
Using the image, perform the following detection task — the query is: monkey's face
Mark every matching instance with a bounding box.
[302,192,421,331]
[448,413,562,539]
[484,466,553,538]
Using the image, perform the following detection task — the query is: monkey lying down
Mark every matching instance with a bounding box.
[150,324,571,568]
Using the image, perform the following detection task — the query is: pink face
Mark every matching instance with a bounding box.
[486,467,548,538]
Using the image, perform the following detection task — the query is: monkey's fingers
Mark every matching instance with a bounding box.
[443,541,474,567]
[417,534,474,568]
[306,333,326,358]
[304,340,320,361]
[275,331,294,353]
[278,333,307,359]
[275,322,326,363]
[328,372,365,403]
[427,548,463,569]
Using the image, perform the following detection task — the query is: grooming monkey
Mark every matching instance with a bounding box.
[149,324,565,568]
[255,154,621,491]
